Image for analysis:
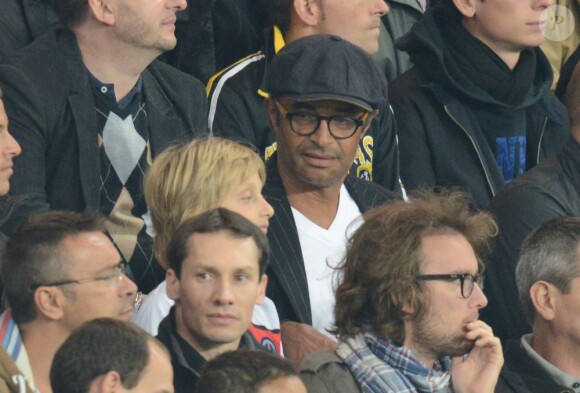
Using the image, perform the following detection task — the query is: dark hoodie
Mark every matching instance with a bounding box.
[390,6,569,208]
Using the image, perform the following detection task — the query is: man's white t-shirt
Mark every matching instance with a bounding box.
[292,185,363,337]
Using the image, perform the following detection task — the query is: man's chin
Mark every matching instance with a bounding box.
[447,338,475,358]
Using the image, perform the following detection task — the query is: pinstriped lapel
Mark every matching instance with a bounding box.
[263,156,397,325]
[263,157,312,324]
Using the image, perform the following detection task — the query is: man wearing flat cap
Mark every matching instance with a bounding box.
[261,34,400,364]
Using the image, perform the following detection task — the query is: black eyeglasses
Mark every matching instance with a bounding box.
[274,100,370,140]
[415,273,484,298]
[30,261,128,291]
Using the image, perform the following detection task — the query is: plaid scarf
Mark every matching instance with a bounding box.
[336,332,453,393]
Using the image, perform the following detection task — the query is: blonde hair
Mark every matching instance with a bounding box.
[145,137,266,269]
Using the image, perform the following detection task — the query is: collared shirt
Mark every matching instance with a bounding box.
[86,69,143,109]
[522,334,580,392]
[0,309,39,392]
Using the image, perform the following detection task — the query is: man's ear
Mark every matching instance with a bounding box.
[166,269,181,302]
[293,0,323,27]
[392,293,415,317]
[255,275,268,305]
[34,287,65,321]
[87,0,115,26]
[529,281,556,321]
[94,371,123,392]
[451,0,476,18]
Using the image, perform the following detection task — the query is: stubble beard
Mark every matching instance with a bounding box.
[116,4,176,54]
[410,307,475,364]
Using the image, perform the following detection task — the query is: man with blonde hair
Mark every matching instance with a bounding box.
[134,137,282,354]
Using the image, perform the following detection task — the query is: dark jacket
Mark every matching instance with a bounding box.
[0,28,208,290]
[264,155,399,324]
[482,138,580,342]
[0,0,60,63]
[157,307,264,393]
[390,8,569,208]
[207,28,403,193]
[495,340,574,393]
[0,195,26,312]
[0,195,25,239]
[374,0,424,81]
[162,0,266,84]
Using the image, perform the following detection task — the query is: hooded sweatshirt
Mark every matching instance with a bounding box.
[390,6,569,207]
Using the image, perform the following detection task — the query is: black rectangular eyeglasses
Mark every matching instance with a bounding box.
[415,273,484,298]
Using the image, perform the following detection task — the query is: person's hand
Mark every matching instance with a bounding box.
[281,321,338,368]
[451,320,504,393]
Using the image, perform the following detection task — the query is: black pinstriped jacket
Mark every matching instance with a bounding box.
[263,154,400,325]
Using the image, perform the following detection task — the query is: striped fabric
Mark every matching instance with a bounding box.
[337,332,452,393]
[206,51,265,133]
[263,155,399,324]
[0,310,38,392]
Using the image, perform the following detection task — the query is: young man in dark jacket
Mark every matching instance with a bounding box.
[390,0,570,208]
[157,209,269,393]
[483,60,580,342]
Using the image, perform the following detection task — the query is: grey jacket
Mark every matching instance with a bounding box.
[300,351,361,393]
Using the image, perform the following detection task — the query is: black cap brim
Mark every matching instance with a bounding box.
[283,93,373,112]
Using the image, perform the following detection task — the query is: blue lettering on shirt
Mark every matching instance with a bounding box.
[496,136,526,182]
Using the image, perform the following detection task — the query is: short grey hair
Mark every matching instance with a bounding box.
[516,217,580,323]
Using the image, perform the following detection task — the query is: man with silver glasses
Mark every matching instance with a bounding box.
[260,34,399,362]
[300,191,504,392]
[0,211,138,393]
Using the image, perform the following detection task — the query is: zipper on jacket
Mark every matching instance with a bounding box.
[536,117,548,165]
[444,105,498,197]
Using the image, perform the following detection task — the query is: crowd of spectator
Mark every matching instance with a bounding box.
[0,0,578,392]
